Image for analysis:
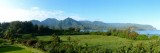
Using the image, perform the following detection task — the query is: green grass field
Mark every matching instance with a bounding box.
[1,35,158,53]
[0,44,44,53]
[37,35,158,49]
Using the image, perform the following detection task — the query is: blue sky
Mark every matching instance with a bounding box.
[0,0,160,29]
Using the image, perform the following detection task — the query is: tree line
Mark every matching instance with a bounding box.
[0,21,88,39]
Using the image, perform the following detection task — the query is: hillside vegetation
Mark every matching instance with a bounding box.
[31,18,157,30]
[0,21,160,53]
[0,39,44,53]
[37,35,160,50]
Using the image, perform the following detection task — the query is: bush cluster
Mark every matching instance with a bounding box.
[116,41,160,53]
[106,28,138,40]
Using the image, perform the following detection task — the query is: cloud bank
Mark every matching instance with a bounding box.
[0,7,84,22]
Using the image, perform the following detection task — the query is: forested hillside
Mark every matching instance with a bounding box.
[31,17,157,30]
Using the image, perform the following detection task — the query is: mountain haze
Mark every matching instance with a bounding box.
[31,18,157,30]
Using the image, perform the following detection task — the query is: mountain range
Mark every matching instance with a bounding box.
[31,17,157,30]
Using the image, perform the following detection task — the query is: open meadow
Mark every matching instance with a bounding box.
[37,35,160,50]
[0,44,44,53]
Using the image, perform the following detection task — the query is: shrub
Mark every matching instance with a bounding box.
[0,39,4,44]
[136,35,149,40]
[51,34,61,42]
[149,35,159,40]
[67,36,71,42]
[128,31,138,40]
[35,40,45,50]
[26,39,38,47]
[106,28,139,40]
[0,39,5,47]
[21,34,35,39]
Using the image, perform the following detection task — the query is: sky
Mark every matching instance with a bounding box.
[0,0,160,29]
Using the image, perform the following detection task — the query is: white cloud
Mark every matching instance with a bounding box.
[31,7,40,10]
[0,7,85,22]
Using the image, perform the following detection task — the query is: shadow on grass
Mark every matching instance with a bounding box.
[0,45,24,53]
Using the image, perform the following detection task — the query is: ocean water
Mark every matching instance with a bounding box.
[80,30,160,35]
[136,30,160,35]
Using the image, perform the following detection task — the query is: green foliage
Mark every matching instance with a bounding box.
[43,41,112,53]
[107,28,138,40]
[0,39,5,47]
[3,28,15,39]
[0,21,88,37]
[149,35,159,40]
[25,39,38,47]
[136,35,149,40]
[0,39,3,44]
[51,34,61,42]
[116,43,148,53]
[116,40,160,53]
[89,32,107,35]
[38,35,134,50]
[1,21,160,53]
[21,34,35,39]
[128,31,138,40]
[67,36,71,42]
[36,35,115,53]
[0,44,44,53]
[35,40,46,50]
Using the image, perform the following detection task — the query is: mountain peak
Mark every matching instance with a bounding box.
[44,18,58,21]
[63,17,77,22]
[93,21,104,23]
[31,20,41,25]
[65,17,74,20]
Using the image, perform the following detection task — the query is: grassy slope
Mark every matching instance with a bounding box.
[37,35,52,41]
[37,35,159,50]
[0,44,44,53]
[0,35,157,53]
[60,35,132,49]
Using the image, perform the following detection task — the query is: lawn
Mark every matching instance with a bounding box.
[60,35,133,49]
[0,44,44,53]
[37,35,159,50]
[0,35,157,53]
[37,35,52,41]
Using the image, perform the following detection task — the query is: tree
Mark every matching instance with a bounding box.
[1,22,10,31]
[38,25,44,33]
[3,28,15,39]
[128,31,138,40]
[67,36,71,42]
[33,24,38,33]
[35,40,45,50]
[51,34,60,42]
[26,39,38,47]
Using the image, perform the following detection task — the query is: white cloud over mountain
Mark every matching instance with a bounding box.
[0,7,85,22]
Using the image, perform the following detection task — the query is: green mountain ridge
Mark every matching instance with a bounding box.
[31,17,157,30]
